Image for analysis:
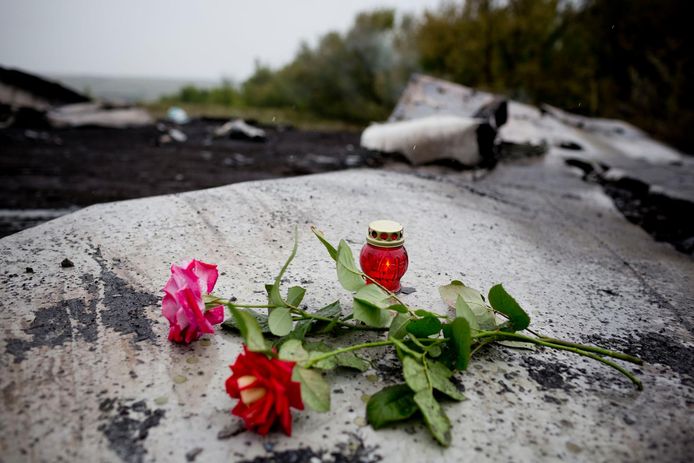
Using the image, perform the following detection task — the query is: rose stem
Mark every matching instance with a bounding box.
[489,311,641,364]
[535,336,642,364]
[475,331,643,390]
[227,303,276,309]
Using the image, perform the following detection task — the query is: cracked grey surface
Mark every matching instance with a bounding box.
[0,161,692,462]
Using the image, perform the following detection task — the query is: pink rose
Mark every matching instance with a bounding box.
[162,259,225,344]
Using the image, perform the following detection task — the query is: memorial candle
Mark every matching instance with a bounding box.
[359,220,409,292]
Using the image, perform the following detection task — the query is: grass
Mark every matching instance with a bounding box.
[144,102,364,132]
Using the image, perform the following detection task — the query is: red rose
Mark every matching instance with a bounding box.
[225,346,304,436]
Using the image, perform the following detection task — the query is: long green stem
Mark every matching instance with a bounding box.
[228,303,276,309]
[476,331,642,390]
[488,311,641,364]
[304,340,394,368]
[537,336,642,364]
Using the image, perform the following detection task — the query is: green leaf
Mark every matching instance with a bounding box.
[447,317,472,370]
[337,240,366,291]
[354,284,392,306]
[308,350,338,370]
[353,299,391,328]
[428,361,465,401]
[221,309,270,334]
[302,341,336,369]
[269,226,299,307]
[311,226,338,261]
[284,319,312,341]
[413,389,452,446]
[414,309,438,318]
[227,307,267,352]
[335,351,370,371]
[286,286,306,307]
[406,316,442,337]
[315,300,342,318]
[428,344,443,357]
[268,307,293,336]
[312,301,343,334]
[366,384,418,429]
[389,313,411,339]
[439,281,496,330]
[454,296,479,331]
[353,284,394,328]
[264,284,274,304]
[303,341,331,352]
[402,356,428,392]
[488,284,530,332]
[386,304,409,313]
[285,301,342,340]
[269,285,285,308]
[278,339,309,363]
[292,366,330,412]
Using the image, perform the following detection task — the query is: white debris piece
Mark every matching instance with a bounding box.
[48,102,152,128]
[166,106,190,124]
[389,74,496,122]
[168,128,187,143]
[361,115,482,166]
[543,105,682,164]
[214,119,267,141]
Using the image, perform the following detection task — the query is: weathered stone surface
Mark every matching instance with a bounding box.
[0,165,692,462]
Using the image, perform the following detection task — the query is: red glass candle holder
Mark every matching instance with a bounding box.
[359,220,408,292]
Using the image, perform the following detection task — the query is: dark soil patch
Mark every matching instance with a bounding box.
[92,247,159,344]
[584,331,694,386]
[565,158,694,255]
[0,120,381,236]
[4,249,158,363]
[373,353,404,383]
[5,298,96,362]
[522,357,578,391]
[238,433,381,463]
[97,398,165,463]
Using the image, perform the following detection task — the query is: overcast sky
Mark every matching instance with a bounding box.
[0,0,443,81]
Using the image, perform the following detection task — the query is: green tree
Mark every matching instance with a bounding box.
[240,9,416,123]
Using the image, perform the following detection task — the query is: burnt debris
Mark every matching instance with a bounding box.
[98,398,165,463]
[566,158,694,255]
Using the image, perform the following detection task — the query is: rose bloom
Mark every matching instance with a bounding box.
[162,259,224,344]
[225,346,304,436]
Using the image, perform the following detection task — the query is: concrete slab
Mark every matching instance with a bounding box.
[1,167,692,462]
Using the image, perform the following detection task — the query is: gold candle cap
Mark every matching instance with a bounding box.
[366,220,404,247]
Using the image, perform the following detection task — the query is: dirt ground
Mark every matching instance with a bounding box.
[0,119,387,236]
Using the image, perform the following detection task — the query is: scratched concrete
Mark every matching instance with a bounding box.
[1,163,692,462]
